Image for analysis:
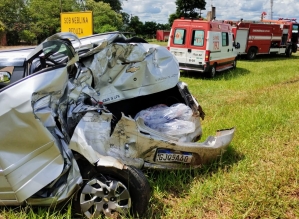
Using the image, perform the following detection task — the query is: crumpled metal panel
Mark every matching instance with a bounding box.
[0,67,67,202]
[57,65,101,139]
[69,111,125,169]
[26,157,82,206]
[105,113,234,169]
[81,43,180,104]
[69,111,112,157]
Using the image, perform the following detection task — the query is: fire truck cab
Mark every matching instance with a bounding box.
[167,18,240,78]
[233,19,298,60]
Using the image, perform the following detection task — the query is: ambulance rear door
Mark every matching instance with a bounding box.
[185,28,206,66]
[169,28,188,66]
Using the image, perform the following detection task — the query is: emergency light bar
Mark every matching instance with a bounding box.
[278,18,297,22]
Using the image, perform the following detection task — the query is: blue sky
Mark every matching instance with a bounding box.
[122,0,299,24]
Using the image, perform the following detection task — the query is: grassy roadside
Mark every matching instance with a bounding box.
[1,51,299,218]
[146,53,299,219]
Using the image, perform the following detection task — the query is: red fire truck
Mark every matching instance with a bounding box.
[232,18,299,59]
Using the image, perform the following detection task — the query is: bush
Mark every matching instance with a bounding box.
[19,30,36,45]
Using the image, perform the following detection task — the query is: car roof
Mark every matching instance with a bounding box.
[72,31,125,55]
[0,47,35,66]
[0,32,126,66]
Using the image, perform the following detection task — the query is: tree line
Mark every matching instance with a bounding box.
[0,0,206,45]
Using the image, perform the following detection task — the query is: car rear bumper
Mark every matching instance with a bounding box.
[142,127,235,169]
[179,62,210,72]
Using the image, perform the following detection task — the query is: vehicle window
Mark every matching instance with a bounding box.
[44,43,71,63]
[222,32,229,46]
[173,29,186,45]
[192,30,204,46]
[292,24,298,34]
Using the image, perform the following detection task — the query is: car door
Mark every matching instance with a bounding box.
[0,41,74,204]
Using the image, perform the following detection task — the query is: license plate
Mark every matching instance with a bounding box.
[155,149,192,163]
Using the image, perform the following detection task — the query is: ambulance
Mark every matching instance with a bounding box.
[167,18,240,78]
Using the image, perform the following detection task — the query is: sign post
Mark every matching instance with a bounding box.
[60,11,93,37]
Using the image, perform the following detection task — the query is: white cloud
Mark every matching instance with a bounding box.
[122,0,299,24]
[122,0,176,24]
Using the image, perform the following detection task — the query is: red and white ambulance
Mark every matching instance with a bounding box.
[167,18,240,77]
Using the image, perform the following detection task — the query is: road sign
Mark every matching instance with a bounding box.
[60,11,93,37]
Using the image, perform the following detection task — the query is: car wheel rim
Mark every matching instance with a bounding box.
[80,177,131,218]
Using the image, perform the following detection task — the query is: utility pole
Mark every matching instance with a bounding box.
[270,0,273,19]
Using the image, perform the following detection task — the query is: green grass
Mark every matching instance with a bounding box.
[1,53,299,218]
[146,53,299,219]
[147,39,168,46]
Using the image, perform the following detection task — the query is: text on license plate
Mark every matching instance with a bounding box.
[156,149,192,163]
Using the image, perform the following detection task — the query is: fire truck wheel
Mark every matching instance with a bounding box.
[206,64,216,78]
[286,46,292,57]
[247,47,257,60]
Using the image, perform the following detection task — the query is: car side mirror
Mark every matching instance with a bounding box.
[234,42,240,49]
[0,71,12,83]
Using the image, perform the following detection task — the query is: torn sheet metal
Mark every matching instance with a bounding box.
[69,111,112,161]
[105,113,234,169]
[68,110,125,169]
[0,64,67,203]
[81,43,180,104]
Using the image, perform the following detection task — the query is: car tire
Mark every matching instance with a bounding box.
[247,47,257,60]
[286,46,292,57]
[206,64,216,78]
[73,165,151,218]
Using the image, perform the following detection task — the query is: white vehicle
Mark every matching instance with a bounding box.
[167,18,240,77]
[0,31,235,189]
[0,32,235,173]
[0,33,151,218]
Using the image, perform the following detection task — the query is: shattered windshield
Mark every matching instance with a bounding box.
[26,32,80,63]
[42,41,74,63]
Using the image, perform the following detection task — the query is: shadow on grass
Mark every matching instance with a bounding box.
[144,145,244,218]
[181,67,250,80]
[238,53,299,62]
[0,147,243,219]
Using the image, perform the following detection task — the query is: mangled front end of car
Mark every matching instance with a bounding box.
[72,33,235,170]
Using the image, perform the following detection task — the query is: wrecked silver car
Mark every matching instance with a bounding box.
[69,32,235,169]
[0,31,235,174]
[0,35,151,218]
